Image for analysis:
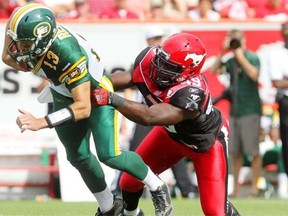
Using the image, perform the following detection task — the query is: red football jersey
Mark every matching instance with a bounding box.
[132,46,223,152]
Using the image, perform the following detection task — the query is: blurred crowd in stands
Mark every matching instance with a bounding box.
[1,0,288,21]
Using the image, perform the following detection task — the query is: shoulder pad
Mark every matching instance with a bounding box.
[168,86,205,111]
[133,46,151,70]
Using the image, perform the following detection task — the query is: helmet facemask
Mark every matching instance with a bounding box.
[150,47,183,88]
[149,33,207,88]
[7,27,55,70]
[7,38,40,69]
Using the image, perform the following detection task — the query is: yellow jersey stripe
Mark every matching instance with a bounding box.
[10,4,46,32]
[99,76,114,92]
[113,110,120,156]
[32,54,46,73]
[99,75,119,155]
[58,56,86,82]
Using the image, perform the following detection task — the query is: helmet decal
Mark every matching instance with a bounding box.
[184,53,206,67]
[33,22,52,38]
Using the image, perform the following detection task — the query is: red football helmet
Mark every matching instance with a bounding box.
[150,32,206,88]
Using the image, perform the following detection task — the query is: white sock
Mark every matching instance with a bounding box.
[93,186,114,212]
[142,167,164,191]
[278,173,288,198]
[124,208,140,216]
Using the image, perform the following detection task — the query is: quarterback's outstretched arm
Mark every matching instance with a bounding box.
[17,81,92,132]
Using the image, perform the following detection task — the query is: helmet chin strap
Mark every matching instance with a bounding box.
[7,29,17,40]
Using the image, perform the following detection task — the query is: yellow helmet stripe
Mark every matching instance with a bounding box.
[10,3,49,33]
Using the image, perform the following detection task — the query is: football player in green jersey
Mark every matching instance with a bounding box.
[2,3,172,216]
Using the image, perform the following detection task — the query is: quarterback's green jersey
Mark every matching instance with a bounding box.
[33,24,104,98]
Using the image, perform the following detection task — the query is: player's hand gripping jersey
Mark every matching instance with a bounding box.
[132,46,223,152]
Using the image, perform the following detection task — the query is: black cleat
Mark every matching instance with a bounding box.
[226,200,241,216]
[95,197,125,216]
[150,184,173,216]
[120,209,144,216]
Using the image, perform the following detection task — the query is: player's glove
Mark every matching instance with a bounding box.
[91,89,112,106]
[91,89,125,108]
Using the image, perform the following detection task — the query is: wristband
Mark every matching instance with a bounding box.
[45,107,75,128]
[110,93,125,108]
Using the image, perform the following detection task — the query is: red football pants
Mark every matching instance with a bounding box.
[120,122,229,216]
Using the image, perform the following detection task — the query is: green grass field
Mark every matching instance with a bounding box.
[0,198,287,216]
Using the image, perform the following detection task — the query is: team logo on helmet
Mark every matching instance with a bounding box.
[33,22,51,38]
[184,53,206,67]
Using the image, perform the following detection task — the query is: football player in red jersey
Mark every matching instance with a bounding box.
[91,33,240,216]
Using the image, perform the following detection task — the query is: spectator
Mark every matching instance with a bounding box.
[149,0,188,19]
[188,0,221,21]
[87,0,114,16]
[98,0,140,19]
[15,0,35,6]
[149,0,165,19]
[211,29,262,198]
[144,25,166,46]
[261,103,288,198]
[73,0,98,20]
[0,0,18,19]
[254,0,288,21]
[262,143,288,198]
[267,20,288,183]
[125,0,151,20]
[35,0,77,18]
[246,0,266,9]
[162,0,188,19]
[213,0,255,20]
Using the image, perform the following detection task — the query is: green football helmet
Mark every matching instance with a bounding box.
[7,3,57,69]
